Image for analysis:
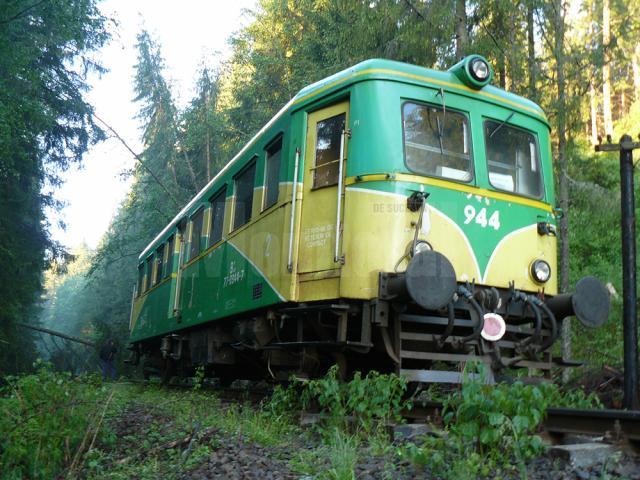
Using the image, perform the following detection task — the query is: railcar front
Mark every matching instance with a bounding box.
[333,56,609,382]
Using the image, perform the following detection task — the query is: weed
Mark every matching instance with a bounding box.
[399,363,602,479]
[0,361,109,479]
[301,365,409,436]
[193,366,205,391]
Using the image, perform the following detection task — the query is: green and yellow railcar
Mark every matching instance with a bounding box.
[129,55,609,383]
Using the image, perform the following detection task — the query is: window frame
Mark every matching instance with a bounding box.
[208,185,227,246]
[164,235,174,278]
[232,158,257,230]
[136,263,144,297]
[482,118,545,200]
[188,207,205,262]
[311,112,346,190]
[401,100,474,184]
[262,135,283,211]
[155,244,164,285]
[144,255,154,292]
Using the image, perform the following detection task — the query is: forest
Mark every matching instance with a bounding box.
[1,0,640,378]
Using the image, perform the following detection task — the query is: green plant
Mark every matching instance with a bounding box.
[302,365,409,435]
[400,363,600,479]
[193,366,205,391]
[322,428,359,480]
[0,361,109,479]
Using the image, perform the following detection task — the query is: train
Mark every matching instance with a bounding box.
[128,54,610,384]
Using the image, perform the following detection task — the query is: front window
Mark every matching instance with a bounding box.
[484,120,543,198]
[402,102,472,182]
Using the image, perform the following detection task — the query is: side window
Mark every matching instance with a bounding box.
[165,235,174,277]
[189,208,205,261]
[233,160,256,229]
[313,113,345,189]
[137,263,144,296]
[263,137,282,209]
[155,244,164,284]
[145,255,154,291]
[209,186,226,245]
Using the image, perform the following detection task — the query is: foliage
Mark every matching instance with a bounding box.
[193,366,205,391]
[401,363,600,479]
[0,0,109,375]
[290,428,360,480]
[301,365,409,435]
[0,361,109,479]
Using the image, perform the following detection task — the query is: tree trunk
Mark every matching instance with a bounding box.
[455,0,467,60]
[553,0,571,380]
[205,89,212,182]
[590,80,598,145]
[527,0,536,101]
[602,0,613,135]
[633,44,640,101]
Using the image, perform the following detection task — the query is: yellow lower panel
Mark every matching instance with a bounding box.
[483,225,558,295]
[298,277,340,301]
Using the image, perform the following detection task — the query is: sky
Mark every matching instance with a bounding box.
[49,0,256,249]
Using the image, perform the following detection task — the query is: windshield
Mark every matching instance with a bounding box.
[402,102,472,182]
[485,120,543,198]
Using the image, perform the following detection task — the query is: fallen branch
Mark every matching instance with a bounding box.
[116,425,218,465]
[67,390,115,476]
[91,112,180,208]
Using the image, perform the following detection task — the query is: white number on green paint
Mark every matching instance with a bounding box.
[464,205,501,231]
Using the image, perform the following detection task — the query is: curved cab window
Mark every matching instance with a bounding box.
[402,102,472,182]
[484,120,543,198]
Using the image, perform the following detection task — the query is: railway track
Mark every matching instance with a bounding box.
[545,407,640,448]
[124,377,640,449]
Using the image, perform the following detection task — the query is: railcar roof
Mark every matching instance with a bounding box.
[138,58,548,261]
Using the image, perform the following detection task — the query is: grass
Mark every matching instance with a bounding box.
[1,365,608,480]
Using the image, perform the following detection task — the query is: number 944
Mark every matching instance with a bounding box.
[463,205,501,231]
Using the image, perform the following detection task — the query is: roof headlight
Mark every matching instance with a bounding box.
[411,240,432,257]
[470,58,490,82]
[531,259,551,283]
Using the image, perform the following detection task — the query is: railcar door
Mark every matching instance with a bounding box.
[298,101,350,275]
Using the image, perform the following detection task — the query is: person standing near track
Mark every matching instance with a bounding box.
[99,338,118,381]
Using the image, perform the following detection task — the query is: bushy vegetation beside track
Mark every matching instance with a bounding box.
[0,364,609,480]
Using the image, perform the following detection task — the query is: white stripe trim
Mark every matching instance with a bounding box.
[428,205,482,281]
[346,187,482,280]
[227,241,286,302]
[481,224,537,283]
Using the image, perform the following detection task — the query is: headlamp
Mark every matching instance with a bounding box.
[531,259,551,283]
[411,240,432,257]
[448,54,493,89]
[470,58,490,81]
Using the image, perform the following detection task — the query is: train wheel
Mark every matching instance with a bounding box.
[161,358,175,385]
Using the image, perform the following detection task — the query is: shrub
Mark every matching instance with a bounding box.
[0,361,108,479]
[401,363,600,479]
[301,365,409,435]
